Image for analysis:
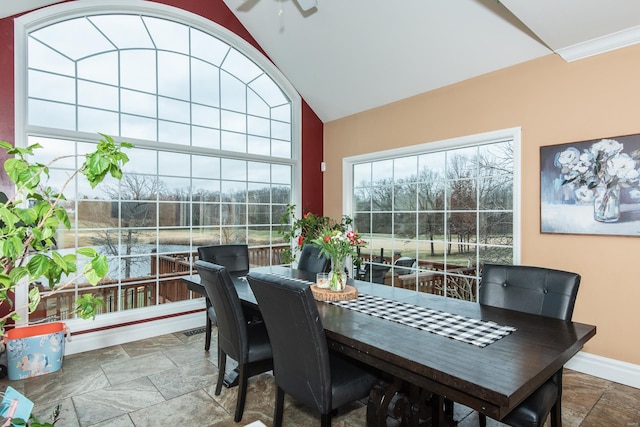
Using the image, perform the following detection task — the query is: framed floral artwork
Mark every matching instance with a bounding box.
[540,133,640,236]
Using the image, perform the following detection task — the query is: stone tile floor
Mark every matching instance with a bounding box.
[1,327,638,426]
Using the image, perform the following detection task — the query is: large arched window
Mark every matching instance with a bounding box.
[15,1,301,324]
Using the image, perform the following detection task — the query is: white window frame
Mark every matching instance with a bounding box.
[342,127,522,292]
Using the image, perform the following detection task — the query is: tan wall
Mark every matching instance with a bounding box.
[324,45,640,365]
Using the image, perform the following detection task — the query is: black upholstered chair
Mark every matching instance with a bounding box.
[197,244,253,350]
[247,271,379,427]
[477,263,581,427]
[194,261,272,422]
[197,244,250,276]
[296,243,330,273]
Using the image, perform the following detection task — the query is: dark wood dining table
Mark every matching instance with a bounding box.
[181,266,596,427]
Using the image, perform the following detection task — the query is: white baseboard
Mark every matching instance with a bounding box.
[566,351,640,389]
[64,312,204,355]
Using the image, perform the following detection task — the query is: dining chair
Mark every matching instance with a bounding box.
[197,244,257,351]
[393,256,415,275]
[296,243,331,273]
[194,261,273,422]
[476,263,581,427]
[197,244,250,276]
[360,262,390,284]
[246,271,379,427]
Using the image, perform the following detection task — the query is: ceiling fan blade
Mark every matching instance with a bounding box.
[237,0,260,12]
[294,0,317,12]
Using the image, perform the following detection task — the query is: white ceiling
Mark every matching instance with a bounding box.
[3,0,640,123]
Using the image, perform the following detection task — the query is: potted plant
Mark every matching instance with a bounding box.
[0,133,131,358]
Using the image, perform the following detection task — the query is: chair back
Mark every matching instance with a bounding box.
[247,271,332,413]
[195,260,248,362]
[197,244,250,276]
[479,263,580,321]
[297,244,330,273]
[393,256,415,275]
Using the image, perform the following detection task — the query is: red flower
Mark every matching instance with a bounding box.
[297,235,304,246]
[323,235,331,243]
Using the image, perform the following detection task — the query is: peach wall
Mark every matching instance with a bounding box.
[324,45,640,365]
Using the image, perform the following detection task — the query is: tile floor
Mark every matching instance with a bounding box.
[1,327,639,426]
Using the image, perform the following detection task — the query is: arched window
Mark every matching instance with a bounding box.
[15,1,300,323]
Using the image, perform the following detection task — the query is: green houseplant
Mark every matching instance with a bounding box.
[0,134,131,331]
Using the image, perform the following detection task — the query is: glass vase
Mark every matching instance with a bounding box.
[329,257,348,292]
[593,186,620,223]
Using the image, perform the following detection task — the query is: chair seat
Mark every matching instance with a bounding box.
[246,321,272,363]
[500,375,559,427]
[330,353,378,410]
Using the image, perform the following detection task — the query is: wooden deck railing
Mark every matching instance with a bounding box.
[383,268,477,301]
[32,245,476,321]
[31,244,289,322]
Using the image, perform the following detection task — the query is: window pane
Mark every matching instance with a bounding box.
[221,49,262,83]
[29,99,75,130]
[78,52,119,85]
[192,59,220,107]
[143,16,189,53]
[78,108,119,135]
[191,28,228,66]
[28,37,74,75]
[221,72,246,112]
[158,52,190,100]
[29,70,75,103]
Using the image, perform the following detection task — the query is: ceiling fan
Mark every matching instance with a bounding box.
[237,0,318,14]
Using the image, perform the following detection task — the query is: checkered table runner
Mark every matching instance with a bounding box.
[330,293,516,348]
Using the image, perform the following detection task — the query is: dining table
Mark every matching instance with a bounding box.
[181,266,596,427]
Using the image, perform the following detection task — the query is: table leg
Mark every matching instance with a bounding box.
[367,377,456,426]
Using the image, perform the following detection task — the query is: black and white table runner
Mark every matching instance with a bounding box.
[330,293,516,348]
[263,273,515,348]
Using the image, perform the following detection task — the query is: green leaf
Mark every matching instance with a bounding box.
[27,254,51,279]
[91,255,109,277]
[0,206,20,227]
[8,266,29,286]
[77,247,98,258]
[14,207,38,225]
[28,286,42,313]
[4,236,24,260]
[74,294,105,320]
[51,251,68,271]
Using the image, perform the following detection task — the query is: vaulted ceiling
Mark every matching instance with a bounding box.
[4,0,640,122]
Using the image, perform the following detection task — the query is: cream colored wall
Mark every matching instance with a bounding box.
[324,45,640,365]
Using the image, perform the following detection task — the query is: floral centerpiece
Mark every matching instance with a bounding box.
[312,226,366,291]
[554,138,640,222]
[278,204,355,264]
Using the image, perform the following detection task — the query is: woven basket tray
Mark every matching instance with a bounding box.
[310,284,358,301]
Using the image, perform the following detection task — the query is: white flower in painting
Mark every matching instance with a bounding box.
[572,153,593,175]
[607,153,639,182]
[590,139,623,157]
[554,147,580,169]
[574,185,595,202]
